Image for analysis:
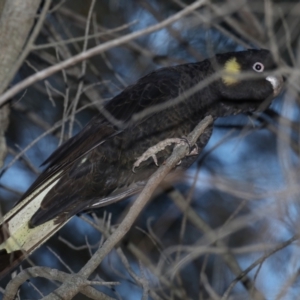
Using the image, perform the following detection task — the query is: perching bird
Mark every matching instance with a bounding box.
[0,49,283,277]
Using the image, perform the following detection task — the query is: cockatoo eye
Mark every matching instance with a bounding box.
[253,62,264,72]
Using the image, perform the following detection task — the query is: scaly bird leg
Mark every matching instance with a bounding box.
[132,138,198,172]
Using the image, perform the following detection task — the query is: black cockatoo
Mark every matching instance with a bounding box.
[0,49,283,277]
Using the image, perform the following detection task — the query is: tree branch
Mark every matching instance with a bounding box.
[0,0,42,167]
[42,115,214,300]
[3,266,116,300]
[0,0,207,107]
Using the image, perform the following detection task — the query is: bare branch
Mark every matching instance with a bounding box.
[0,0,207,107]
[42,115,214,300]
[3,267,116,300]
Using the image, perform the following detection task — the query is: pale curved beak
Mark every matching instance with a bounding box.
[266,75,284,97]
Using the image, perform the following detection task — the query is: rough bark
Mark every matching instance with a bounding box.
[0,0,41,167]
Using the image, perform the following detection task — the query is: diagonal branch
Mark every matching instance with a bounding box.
[0,0,207,107]
[42,115,213,300]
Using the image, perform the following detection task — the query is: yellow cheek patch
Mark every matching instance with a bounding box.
[222,57,241,86]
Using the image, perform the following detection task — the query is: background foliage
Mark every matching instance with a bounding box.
[0,0,299,299]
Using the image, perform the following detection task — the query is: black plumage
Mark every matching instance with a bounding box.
[21,49,283,226]
[0,49,283,276]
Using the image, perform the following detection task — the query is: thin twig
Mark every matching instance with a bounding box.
[69,0,96,137]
